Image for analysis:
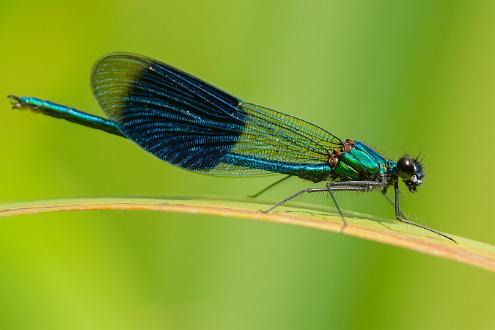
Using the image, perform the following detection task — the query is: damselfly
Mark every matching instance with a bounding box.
[9,53,455,242]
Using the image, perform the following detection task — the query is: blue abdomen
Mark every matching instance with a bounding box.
[223,153,332,182]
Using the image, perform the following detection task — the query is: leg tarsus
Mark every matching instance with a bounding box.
[394,182,456,244]
[395,213,457,244]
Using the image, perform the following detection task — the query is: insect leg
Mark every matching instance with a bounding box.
[326,181,380,232]
[330,180,385,188]
[263,187,328,213]
[250,175,292,198]
[264,181,380,214]
[393,182,457,243]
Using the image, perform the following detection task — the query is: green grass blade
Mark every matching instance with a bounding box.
[0,196,494,272]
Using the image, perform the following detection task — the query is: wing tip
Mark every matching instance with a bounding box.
[90,53,155,122]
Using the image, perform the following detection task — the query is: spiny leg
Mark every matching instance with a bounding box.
[264,181,381,232]
[264,183,377,214]
[394,182,457,243]
[262,187,328,213]
[330,180,385,188]
[326,182,383,232]
[326,184,347,231]
[250,175,292,198]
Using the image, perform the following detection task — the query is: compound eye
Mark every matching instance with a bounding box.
[397,156,415,180]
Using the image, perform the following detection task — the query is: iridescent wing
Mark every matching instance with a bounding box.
[91,53,341,176]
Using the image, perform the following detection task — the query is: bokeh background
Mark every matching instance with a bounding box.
[1,0,494,329]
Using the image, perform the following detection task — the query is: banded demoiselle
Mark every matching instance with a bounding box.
[8,53,454,242]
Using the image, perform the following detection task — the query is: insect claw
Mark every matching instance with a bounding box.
[8,95,23,109]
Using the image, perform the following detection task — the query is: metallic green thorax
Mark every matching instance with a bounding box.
[333,141,394,180]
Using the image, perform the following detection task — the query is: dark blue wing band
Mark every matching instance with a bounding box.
[92,53,245,170]
[91,53,339,179]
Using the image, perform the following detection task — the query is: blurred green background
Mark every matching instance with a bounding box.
[1,0,494,329]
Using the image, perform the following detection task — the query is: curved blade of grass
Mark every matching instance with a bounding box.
[0,197,494,272]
